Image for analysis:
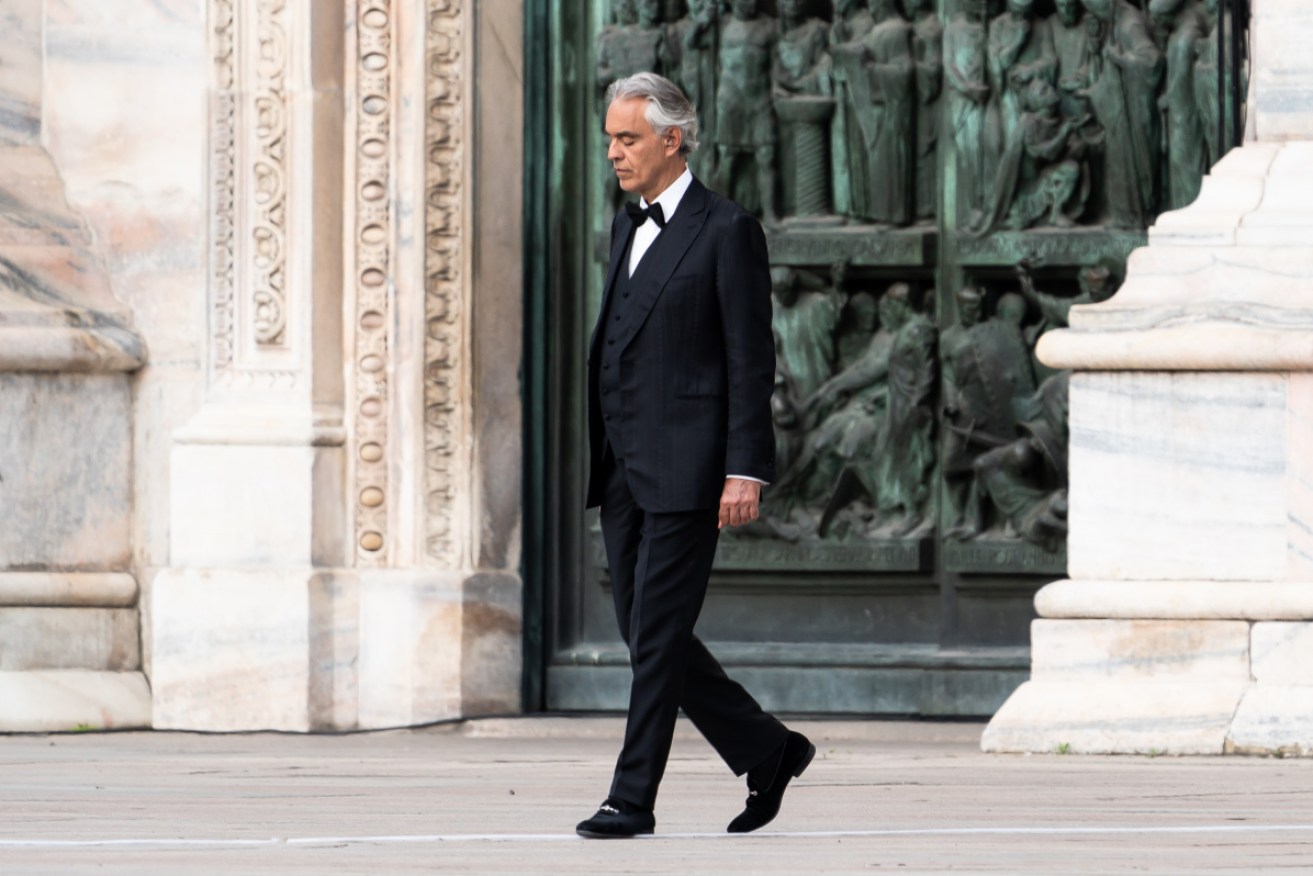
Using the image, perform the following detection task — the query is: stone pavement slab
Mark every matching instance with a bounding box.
[1,717,1311,874]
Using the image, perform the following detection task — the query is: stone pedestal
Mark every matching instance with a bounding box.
[984,6,1313,754]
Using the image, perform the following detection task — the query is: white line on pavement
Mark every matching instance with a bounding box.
[3,823,1313,849]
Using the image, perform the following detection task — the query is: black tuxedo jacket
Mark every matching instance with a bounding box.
[586,177,776,513]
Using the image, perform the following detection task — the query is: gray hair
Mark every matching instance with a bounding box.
[605,72,699,157]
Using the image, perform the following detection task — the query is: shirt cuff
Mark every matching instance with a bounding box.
[727,474,769,486]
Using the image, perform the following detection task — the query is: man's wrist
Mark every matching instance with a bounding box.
[727,474,769,486]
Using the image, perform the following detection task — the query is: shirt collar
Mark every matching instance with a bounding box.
[639,166,694,222]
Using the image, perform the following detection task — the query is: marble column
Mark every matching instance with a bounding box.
[0,0,151,731]
[983,0,1313,756]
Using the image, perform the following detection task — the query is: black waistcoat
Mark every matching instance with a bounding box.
[597,229,657,454]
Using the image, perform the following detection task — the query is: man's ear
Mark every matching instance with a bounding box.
[665,128,683,158]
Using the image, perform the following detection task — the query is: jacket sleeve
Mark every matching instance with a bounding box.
[715,210,777,482]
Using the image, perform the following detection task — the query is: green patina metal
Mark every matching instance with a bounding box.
[524,0,1243,714]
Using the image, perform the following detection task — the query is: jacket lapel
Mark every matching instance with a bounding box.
[610,179,710,351]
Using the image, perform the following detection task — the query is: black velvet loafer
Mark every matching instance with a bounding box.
[576,797,655,839]
[727,730,815,833]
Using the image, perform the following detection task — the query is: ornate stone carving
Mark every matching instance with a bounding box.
[352,0,395,565]
[250,0,290,346]
[424,0,466,568]
[211,0,237,370]
[208,0,295,381]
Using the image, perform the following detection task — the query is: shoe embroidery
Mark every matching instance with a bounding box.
[749,790,758,797]
[600,804,620,814]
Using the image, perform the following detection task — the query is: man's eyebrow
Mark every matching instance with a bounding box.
[605,128,642,138]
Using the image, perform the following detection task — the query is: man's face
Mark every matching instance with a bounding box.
[1055,0,1081,26]
[606,97,682,200]
[732,0,759,20]
[636,0,661,27]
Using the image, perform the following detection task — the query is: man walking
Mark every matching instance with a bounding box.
[576,72,813,839]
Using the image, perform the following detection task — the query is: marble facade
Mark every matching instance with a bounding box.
[984,0,1313,756]
[0,0,523,731]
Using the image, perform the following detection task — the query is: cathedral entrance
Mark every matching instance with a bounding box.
[523,0,1248,715]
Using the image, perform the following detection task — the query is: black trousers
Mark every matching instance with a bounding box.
[599,449,788,810]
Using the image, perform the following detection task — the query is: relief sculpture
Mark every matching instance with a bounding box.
[589,0,1243,575]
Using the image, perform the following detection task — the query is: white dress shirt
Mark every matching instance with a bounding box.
[629,165,694,277]
[626,167,766,487]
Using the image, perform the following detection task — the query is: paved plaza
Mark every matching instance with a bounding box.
[1,716,1311,874]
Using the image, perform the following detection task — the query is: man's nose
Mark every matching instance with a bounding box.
[607,141,621,161]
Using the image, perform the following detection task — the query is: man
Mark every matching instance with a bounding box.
[577,72,814,840]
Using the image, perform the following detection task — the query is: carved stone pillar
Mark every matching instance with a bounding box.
[984,0,1313,756]
[150,0,522,731]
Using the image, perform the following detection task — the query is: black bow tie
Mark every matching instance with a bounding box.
[625,201,666,229]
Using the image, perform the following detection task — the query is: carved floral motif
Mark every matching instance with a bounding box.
[424,0,465,568]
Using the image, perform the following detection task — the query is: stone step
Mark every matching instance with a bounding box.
[0,670,150,732]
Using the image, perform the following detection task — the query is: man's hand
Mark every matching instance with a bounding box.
[719,478,762,530]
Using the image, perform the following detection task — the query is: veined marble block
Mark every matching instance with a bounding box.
[169,443,320,568]
[1030,620,1251,683]
[1228,686,1313,756]
[1067,372,1292,582]
[151,568,521,732]
[0,373,133,570]
[0,607,138,671]
[982,679,1246,755]
[0,670,150,732]
[151,568,316,732]
[984,620,1252,754]
[1250,622,1313,683]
